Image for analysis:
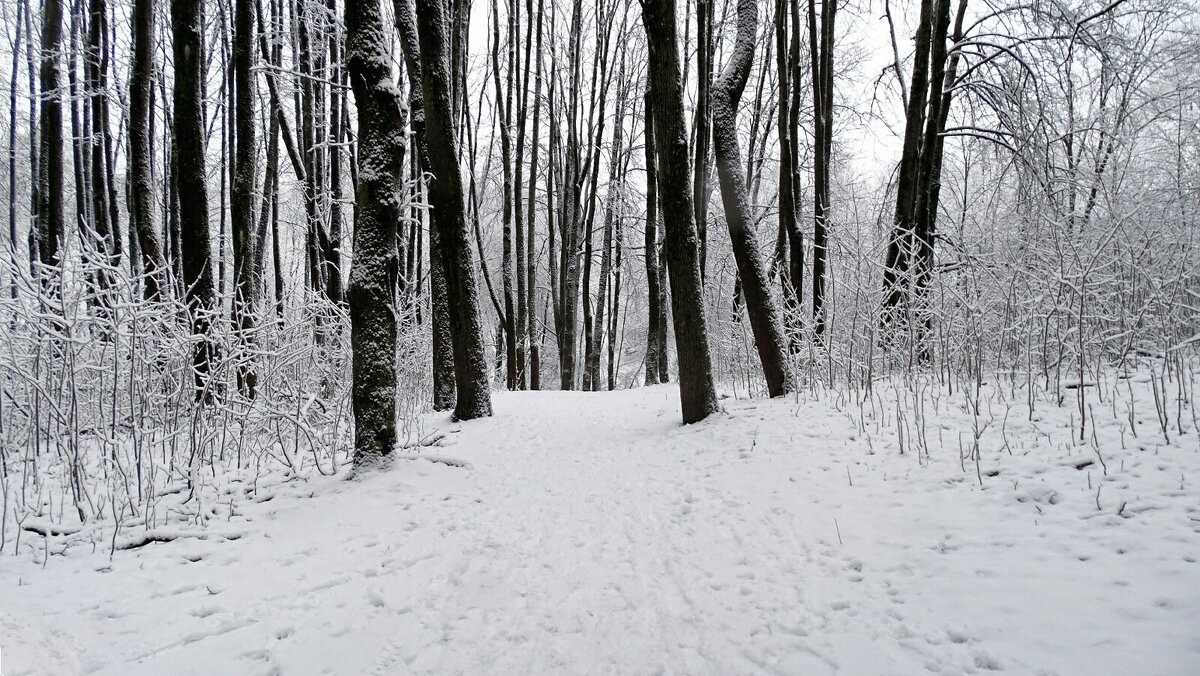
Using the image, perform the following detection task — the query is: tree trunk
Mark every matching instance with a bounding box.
[415,0,493,420]
[642,0,720,423]
[712,0,793,397]
[588,54,627,391]
[773,0,802,348]
[808,0,835,337]
[526,0,544,390]
[692,0,713,282]
[232,0,258,396]
[643,89,667,386]
[394,0,456,411]
[346,0,404,462]
[128,0,166,299]
[38,0,66,280]
[172,0,217,397]
[9,0,26,303]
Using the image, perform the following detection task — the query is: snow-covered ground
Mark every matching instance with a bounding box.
[2,380,1199,675]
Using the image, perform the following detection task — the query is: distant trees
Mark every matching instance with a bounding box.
[1,0,1193,447]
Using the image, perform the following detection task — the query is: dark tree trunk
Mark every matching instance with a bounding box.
[395,0,456,411]
[712,0,794,397]
[808,0,835,337]
[232,0,258,396]
[415,0,493,420]
[526,0,544,390]
[692,0,713,282]
[172,0,217,396]
[346,0,403,462]
[87,0,118,285]
[642,0,720,423]
[38,0,66,279]
[880,0,962,355]
[643,89,668,386]
[128,0,166,299]
[327,0,345,306]
[587,54,627,391]
[9,0,25,303]
[491,0,517,389]
[773,0,803,348]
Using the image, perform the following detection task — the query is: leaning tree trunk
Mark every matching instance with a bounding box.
[712,0,794,397]
[415,0,493,420]
[346,0,404,462]
[128,0,166,299]
[172,0,217,397]
[642,0,720,423]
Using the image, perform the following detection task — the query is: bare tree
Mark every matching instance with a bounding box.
[415,0,494,420]
[712,0,794,396]
[346,0,404,461]
[172,0,217,396]
[128,0,167,299]
[37,0,66,279]
[641,0,720,423]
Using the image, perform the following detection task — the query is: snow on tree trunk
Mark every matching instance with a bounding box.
[711,0,795,397]
[172,0,217,397]
[346,0,403,462]
[642,0,720,423]
[415,0,493,421]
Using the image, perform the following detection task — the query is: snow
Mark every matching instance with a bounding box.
[2,379,1199,674]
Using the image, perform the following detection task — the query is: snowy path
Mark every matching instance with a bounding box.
[2,385,1199,674]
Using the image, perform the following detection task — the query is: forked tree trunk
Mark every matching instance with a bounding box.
[641,0,719,423]
[712,0,794,397]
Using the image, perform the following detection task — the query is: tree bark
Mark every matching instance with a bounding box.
[38,0,66,279]
[642,0,720,423]
[415,0,493,420]
[712,0,794,397]
[395,0,456,411]
[643,89,668,386]
[172,0,217,396]
[346,0,404,462]
[808,0,835,337]
[128,0,166,299]
[232,0,259,396]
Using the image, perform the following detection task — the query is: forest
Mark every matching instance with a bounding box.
[0,0,1198,671]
